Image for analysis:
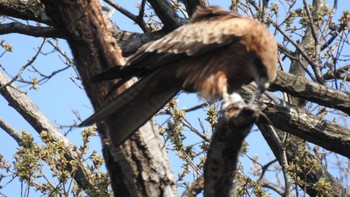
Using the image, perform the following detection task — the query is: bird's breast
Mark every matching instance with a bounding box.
[174,56,254,101]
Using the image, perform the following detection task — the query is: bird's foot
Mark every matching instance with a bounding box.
[222,92,244,109]
[222,92,247,119]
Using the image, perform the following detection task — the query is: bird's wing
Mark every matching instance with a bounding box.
[80,6,261,130]
[127,8,254,70]
[90,7,256,83]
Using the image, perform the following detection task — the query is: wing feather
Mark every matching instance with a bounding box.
[127,10,255,71]
[90,6,260,84]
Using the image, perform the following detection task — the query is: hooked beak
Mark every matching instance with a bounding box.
[256,75,270,93]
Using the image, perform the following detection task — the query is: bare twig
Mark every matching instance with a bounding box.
[323,64,350,80]
[104,0,137,21]
[321,24,346,51]
[320,0,339,50]
[103,0,150,32]
[179,0,208,17]
[261,180,285,196]
[147,0,185,31]
[182,118,210,142]
[273,23,325,83]
[261,160,278,181]
[158,102,209,115]
[303,0,319,49]
[264,125,291,196]
[0,69,95,192]
[0,38,46,89]
[30,64,71,84]
[303,0,322,77]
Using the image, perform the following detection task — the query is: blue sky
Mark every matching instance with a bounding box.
[0,0,350,196]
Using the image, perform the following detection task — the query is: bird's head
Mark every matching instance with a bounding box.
[250,28,278,93]
[246,21,278,94]
[253,56,277,93]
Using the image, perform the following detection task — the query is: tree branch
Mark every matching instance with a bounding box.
[205,103,260,197]
[147,0,186,31]
[0,117,22,145]
[273,22,325,84]
[257,122,347,196]
[179,0,208,17]
[0,0,52,25]
[182,175,204,197]
[0,22,63,38]
[241,83,348,196]
[272,70,350,115]
[104,0,151,32]
[323,64,350,81]
[114,29,166,56]
[0,69,96,193]
[261,125,291,196]
[258,92,350,159]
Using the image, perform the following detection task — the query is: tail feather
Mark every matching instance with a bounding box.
[80,71,179,145]
[107,88,178,146]
[89,66,125,83]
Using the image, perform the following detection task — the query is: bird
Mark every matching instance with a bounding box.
[80,5,278,146]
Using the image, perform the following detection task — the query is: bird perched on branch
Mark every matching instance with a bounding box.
[80,5,278,146]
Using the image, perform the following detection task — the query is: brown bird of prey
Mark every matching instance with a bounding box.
[80,6,278,146]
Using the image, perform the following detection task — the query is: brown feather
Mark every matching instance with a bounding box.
[80,5,278,146]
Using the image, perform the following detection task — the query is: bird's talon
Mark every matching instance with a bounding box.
[222,93,245,110]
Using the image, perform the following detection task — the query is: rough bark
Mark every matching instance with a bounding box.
[40,0,177,196]
[0,22,62,38]
[115,30,166,56]
[243,84,350,159]
[241,84,349,196]
[262,99,350,159]
[0,0,51,24]
[258,123,348,196]
[181,176,204,197]
[205,104,260,197]
[272,71,350,116]
[147,0,185,31]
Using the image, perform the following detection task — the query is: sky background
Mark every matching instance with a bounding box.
[0,0,349,196]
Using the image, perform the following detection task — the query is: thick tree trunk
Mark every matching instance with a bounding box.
[41,0,177,196]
